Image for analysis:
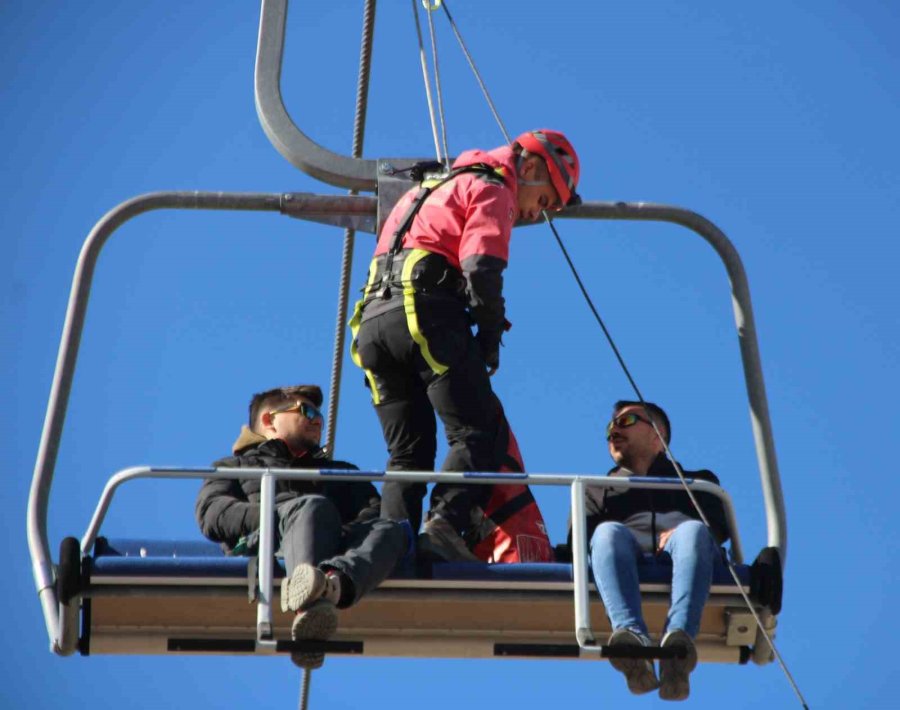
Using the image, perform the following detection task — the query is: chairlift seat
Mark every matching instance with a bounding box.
[83,537,756,662]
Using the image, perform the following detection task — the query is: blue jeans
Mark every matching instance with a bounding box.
[589,519,721,638]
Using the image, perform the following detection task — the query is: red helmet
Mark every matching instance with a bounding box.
[514,129,581,206]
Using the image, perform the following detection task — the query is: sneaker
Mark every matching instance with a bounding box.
[290,599,338,670]
[658,629,698,701]
[281,564,327,613]
[417,515,481,562]
[606,627,660,695]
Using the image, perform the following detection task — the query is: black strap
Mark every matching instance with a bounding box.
[486,489,535,528]
[378,163,498,299]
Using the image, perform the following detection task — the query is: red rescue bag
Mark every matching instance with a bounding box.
[471,402,554,563]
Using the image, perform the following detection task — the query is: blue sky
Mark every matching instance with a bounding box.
[4,1,898,708]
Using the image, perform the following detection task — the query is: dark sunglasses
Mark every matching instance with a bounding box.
[269,401,323,422]
[605,412,651,439]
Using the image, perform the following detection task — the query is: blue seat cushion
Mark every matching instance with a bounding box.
[89,538,749,587]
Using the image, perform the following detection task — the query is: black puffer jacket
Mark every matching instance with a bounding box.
[195,427,381,551]
[574,452,730,549]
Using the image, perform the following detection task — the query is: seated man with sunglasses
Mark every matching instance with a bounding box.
[574,400,730,701]
[195,384,405,669]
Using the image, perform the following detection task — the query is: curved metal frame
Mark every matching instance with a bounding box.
[255,0,377,191]
[26,191,375,653]
[27,0,786,657]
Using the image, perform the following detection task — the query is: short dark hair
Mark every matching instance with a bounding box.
[613,400,671,444]
[248,384,323,432]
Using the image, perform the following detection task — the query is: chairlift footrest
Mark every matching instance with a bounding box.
[494,643,581,658]
[601,645,687,660]
[167,638,363,655]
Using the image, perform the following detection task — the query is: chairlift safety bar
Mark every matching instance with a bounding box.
[72,465,744,656]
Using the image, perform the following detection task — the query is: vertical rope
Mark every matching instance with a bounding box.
[425,3,451,167]
[411,0,442,161]
[324,0,376,457]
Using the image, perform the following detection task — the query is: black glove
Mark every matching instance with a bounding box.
[475,329,501,371]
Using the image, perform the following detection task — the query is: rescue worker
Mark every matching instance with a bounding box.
[350,130,580,561]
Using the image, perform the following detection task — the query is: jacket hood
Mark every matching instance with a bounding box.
[232,425,267,454]
[452,145,518,191]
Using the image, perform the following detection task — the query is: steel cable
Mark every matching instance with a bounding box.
[411,1,443,161]
[325,0,376,457]
[425,2,451,168]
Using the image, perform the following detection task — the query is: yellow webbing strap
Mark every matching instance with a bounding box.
[349,258,382,404]
[402,248,448,375]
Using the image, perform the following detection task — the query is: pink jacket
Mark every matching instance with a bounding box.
[374,146,518,342]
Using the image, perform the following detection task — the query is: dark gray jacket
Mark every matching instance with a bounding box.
[195,427,380,552]
[568,452,730,554]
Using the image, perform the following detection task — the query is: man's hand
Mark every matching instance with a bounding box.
[657,528,675,553]
[475,329,500,374]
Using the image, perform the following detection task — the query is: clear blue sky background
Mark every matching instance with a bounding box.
[5,1,898,708]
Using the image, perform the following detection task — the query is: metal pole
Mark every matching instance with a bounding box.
[570,479,598,650]
[257,472,276,640]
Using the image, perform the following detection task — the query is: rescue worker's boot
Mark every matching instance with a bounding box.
[418,514,481,562]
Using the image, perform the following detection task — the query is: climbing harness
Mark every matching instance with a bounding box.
[376,162,503,300]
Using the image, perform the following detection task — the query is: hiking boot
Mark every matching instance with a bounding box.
[658,629,698,701]
[290,599,338,670]
[281,563,328,613]
[418,515,481,562]
[607,627,660,695]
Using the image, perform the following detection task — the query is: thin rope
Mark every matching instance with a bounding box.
[544,210,810,708]
[425,2,451,168]
[325,0,376,457]
[541,212,648,401]
[648,417,810,710]
[297,668,311,710]
[411,0,442,162]
[439,0,511,144]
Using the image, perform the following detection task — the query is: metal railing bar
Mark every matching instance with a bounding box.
[79,466,743,564]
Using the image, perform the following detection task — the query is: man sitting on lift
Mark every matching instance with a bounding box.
[578,400,730,701]
[351,129,580,561]
[195,384,405,669]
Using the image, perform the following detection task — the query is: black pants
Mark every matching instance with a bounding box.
[354,298,500,535]
[277,496,406,606]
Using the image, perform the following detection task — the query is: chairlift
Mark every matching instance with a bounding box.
[28,0,787,675]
